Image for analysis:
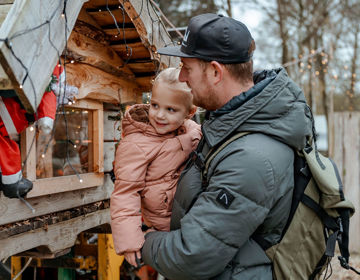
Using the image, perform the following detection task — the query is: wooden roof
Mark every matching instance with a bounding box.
[0,0,179,112]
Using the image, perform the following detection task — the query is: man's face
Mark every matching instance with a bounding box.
[179,58,220,111]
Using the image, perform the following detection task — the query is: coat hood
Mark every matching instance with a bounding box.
[202,68,313,150]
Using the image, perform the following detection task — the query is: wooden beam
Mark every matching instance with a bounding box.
[93,106,104,173]
[83,0,120,9]
[120,0,180,68]
[0,208,110,260]
[76,8,103,30]
[65,63,140,104]
[103,27,139,41]
[136,76,154,92]
[87,9,132,27]
[20,126,36,181]
[0,176,114,226]
[128,61,157,73]
[111,42,150,60]
[73,20,109,46]
[66,31,135,79]
[27,173,104,198]
[0,0,86,112]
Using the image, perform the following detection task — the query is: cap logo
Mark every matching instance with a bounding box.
[182,29,190,47]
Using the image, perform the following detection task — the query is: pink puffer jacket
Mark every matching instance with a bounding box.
[110,104,202,255]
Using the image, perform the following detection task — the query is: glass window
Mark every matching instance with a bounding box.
[36,107,93,179]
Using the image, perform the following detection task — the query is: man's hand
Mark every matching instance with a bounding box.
[124,250,142,267]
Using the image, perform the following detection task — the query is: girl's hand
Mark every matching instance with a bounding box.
[124,250,142,267]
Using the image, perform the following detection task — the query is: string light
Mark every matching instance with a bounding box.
[19,84,23,89]
[29,126,34,131]
[41,154,45,158]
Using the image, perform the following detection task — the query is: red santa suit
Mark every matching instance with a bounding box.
[0,68,58,187]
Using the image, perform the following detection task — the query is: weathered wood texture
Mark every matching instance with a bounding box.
[67,31,135,78]
[65,63,140,103]
[0,0,86,112]
[0,3,11,26]
[330,112,360,253]
[0,208,110,260]
[28,173,104,198]
[120,0,179,68]
[0,175,113,226]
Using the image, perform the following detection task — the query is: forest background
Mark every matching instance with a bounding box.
[157,0,360,115]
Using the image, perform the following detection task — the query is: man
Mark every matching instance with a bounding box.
[141,13,312,279]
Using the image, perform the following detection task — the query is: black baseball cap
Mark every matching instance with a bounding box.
[158,13,254,63]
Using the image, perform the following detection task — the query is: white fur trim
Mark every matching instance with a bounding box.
[37,117,54,135]
[2,170,22,184]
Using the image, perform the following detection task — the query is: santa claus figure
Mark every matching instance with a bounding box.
[0,65,61,199]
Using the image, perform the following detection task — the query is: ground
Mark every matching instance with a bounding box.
[329,252,360,279]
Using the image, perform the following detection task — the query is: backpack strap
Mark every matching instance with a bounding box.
[202,132,250,186]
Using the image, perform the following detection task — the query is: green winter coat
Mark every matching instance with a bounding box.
[142,68,313,280]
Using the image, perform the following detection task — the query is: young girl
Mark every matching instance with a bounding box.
[110,67,202,267]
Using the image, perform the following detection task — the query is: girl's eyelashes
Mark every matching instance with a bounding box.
[167,107,175,112]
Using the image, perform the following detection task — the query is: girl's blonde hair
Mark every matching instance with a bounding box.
[153,67,194,111]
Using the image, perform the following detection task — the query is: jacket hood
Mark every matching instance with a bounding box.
[202,68,313,150]
[122,104,191,139]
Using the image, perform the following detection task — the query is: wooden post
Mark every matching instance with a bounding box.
[333,112,360,253]
[11,256,22,280]
[20,126,36,181]
[98,234,124,280]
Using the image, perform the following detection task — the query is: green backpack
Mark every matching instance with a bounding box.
[201,132,359,280]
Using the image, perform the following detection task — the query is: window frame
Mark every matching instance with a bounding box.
[20,99,104,198]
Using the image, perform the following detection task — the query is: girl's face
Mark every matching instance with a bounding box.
[149,83,191,135]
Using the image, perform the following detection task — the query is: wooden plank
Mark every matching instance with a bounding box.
[20,126,36,181]
[104,111,121,141]
[0,3,11,26]
[103,27,139,41]
[120,0,180,68]
[0,0,86,112]
[93,107,104,173]
[0,208,110,260]
[87,9,132,26]
[68,98,103,110]
[104,142,116,172]
[26,173,104,198]
[135,76,154,91]
[111,42,150,59]
[83,0,120,9]
[342,112,360,252]
[67,31,135,78]
[0,175,114,226]
[65,63,140,104]
[332,113,344,177]
[76,8,103,30]
[128,61,157,73]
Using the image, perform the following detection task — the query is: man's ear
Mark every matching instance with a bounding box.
[186,106,197,119]
[210,61,224,85]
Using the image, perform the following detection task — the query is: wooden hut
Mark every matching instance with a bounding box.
[0,0,178,268]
